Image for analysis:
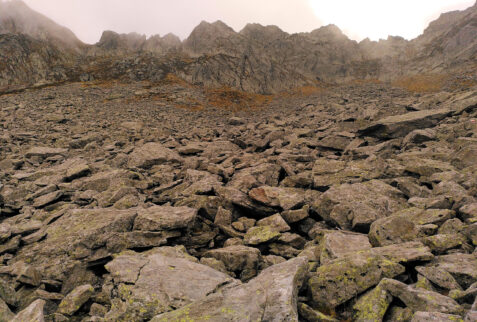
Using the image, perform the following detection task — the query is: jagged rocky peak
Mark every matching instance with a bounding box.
[183,20,241,54]
[240,23,288,43]
[189,20,237,38]
[308,24,349,41]
[97,30,147,51]
[143,33,182,53]
[419,8,471,43]
[359,36,409,59]
[0,0,83,51]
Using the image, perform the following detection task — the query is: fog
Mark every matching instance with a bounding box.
[13,0,476,43]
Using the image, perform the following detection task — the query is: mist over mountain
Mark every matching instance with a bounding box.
[0,0,476,93]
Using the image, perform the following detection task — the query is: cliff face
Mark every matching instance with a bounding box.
[0,0,476,93]
[0,34,71,89]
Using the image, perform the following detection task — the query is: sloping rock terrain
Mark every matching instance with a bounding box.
[0,77,476,321]
[1,1,476,93]
[1,1,477,321]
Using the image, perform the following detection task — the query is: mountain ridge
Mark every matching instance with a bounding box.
[0,0,476,93]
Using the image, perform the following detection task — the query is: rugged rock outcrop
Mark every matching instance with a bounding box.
[1,0,476,93]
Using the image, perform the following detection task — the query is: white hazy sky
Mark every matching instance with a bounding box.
[18,0,476,44]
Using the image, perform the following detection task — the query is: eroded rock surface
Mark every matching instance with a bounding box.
[0,52,476,322]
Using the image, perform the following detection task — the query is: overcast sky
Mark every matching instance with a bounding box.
[20,0,476,44]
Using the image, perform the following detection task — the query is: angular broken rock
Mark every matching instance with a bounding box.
[0,298,14,321]
[243,225,281,245]
[308,253,404,309]
[256,213,290,232]
[412,311,466,322]
[25,147,68,159]
[57,284,94,315]
[9,207,138,280]
[359,108,452,139]
[367,241,434,263]
[380,278,464,315]
[127,142,182,169]
[368,212,419,247]
[64,163,90,182]
[105,248,235,320]
[353,282,393,322]
[319,231,371,264]
[203,245,261,281]
[152,257,308,322]
[415,266,462,291]
[133,205,197,231]
[248,186,305,210]
[312,180,406,231]
[32,190,63,208]
[11,299,45,322]
[298,302,338,322]
[430,253,477,289]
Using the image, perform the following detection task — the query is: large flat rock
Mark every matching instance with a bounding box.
[127,142,183,169]
[105,247,235,320]
[152,257,308,322]
[359,108,452,139]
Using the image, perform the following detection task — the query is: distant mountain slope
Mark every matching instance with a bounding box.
[0,0,84,51]
[0,0,475,93]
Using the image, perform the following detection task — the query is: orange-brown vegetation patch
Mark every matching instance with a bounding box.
[392,74,448,93]
[393,73,477,93]
[348,78,383,85]
[205,86,273,111]
[157,73,193,87]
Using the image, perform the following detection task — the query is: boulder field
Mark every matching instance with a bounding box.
[0,81,476,321]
